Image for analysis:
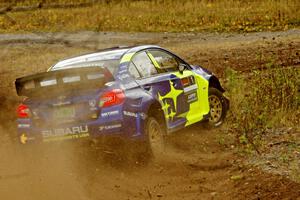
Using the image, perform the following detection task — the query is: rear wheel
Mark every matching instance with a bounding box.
[207,87,228,127]
[146,116,166,158]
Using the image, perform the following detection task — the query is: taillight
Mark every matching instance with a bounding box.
[17,104,30,118]
[99,89,125,108]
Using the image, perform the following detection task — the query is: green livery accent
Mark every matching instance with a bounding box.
[157,70,209,127]
[147,52,161,69]
[120,53,134,63]
[185,73,209,126]
[158,80,183,123]
[172,71,209,126]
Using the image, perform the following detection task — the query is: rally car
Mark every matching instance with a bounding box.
[15,45,229,156]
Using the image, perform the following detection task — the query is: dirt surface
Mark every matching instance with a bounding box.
[1,125,300,200]
[0,30,300,200]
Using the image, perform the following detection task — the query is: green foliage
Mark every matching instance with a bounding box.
[225,65,299,149]
[0,0,299,33]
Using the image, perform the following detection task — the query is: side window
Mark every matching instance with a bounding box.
[128,62,141,78]
[132,52,157,77]
[148,50,181,72]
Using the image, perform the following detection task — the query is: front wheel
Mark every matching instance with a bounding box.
[207,87,228,127]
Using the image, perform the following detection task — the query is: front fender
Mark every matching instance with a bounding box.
[192,65,225,92]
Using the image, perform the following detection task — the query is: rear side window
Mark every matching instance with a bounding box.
[132,52,157,77]
[148,50,180,72]
[128,62,141,78]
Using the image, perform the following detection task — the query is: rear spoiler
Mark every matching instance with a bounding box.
[15,67,112,97]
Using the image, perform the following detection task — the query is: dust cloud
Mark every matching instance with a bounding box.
[0,124,90,200]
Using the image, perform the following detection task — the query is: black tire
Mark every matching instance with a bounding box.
[207,87,228,127]
[145,116,166,158]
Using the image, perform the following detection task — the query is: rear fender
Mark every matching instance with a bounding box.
[122,89,161,140]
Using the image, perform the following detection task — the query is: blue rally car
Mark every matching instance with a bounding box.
[15,45,229,155]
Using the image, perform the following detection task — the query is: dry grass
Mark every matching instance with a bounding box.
[0,0,299,33]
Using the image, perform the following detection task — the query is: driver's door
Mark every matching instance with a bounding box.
[147,49,209,127]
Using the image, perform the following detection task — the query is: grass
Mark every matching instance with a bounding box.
[224,58,299,181]
[0,0,299,33]
[225,65,299,151]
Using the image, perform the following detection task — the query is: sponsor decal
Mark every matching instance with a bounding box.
[123,111,146,120]
[101,110,119,118]
[43,133,89,142]
[123,111,138,117]
[89,99,97,111]
[99,124,122,131]
[183,84,198,93]
[117,74,130,80]
[119,65,127,70]
[187,92,198,103]
[18,124,30,128]
[42,125,88,138]
[89,99,96,107]
[118,69,127,74]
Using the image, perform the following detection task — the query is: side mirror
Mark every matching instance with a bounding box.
[179,64,186,74]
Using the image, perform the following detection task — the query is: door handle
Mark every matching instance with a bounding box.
[143,84,151,91]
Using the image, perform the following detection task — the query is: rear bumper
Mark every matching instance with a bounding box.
[17,119,144,144]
